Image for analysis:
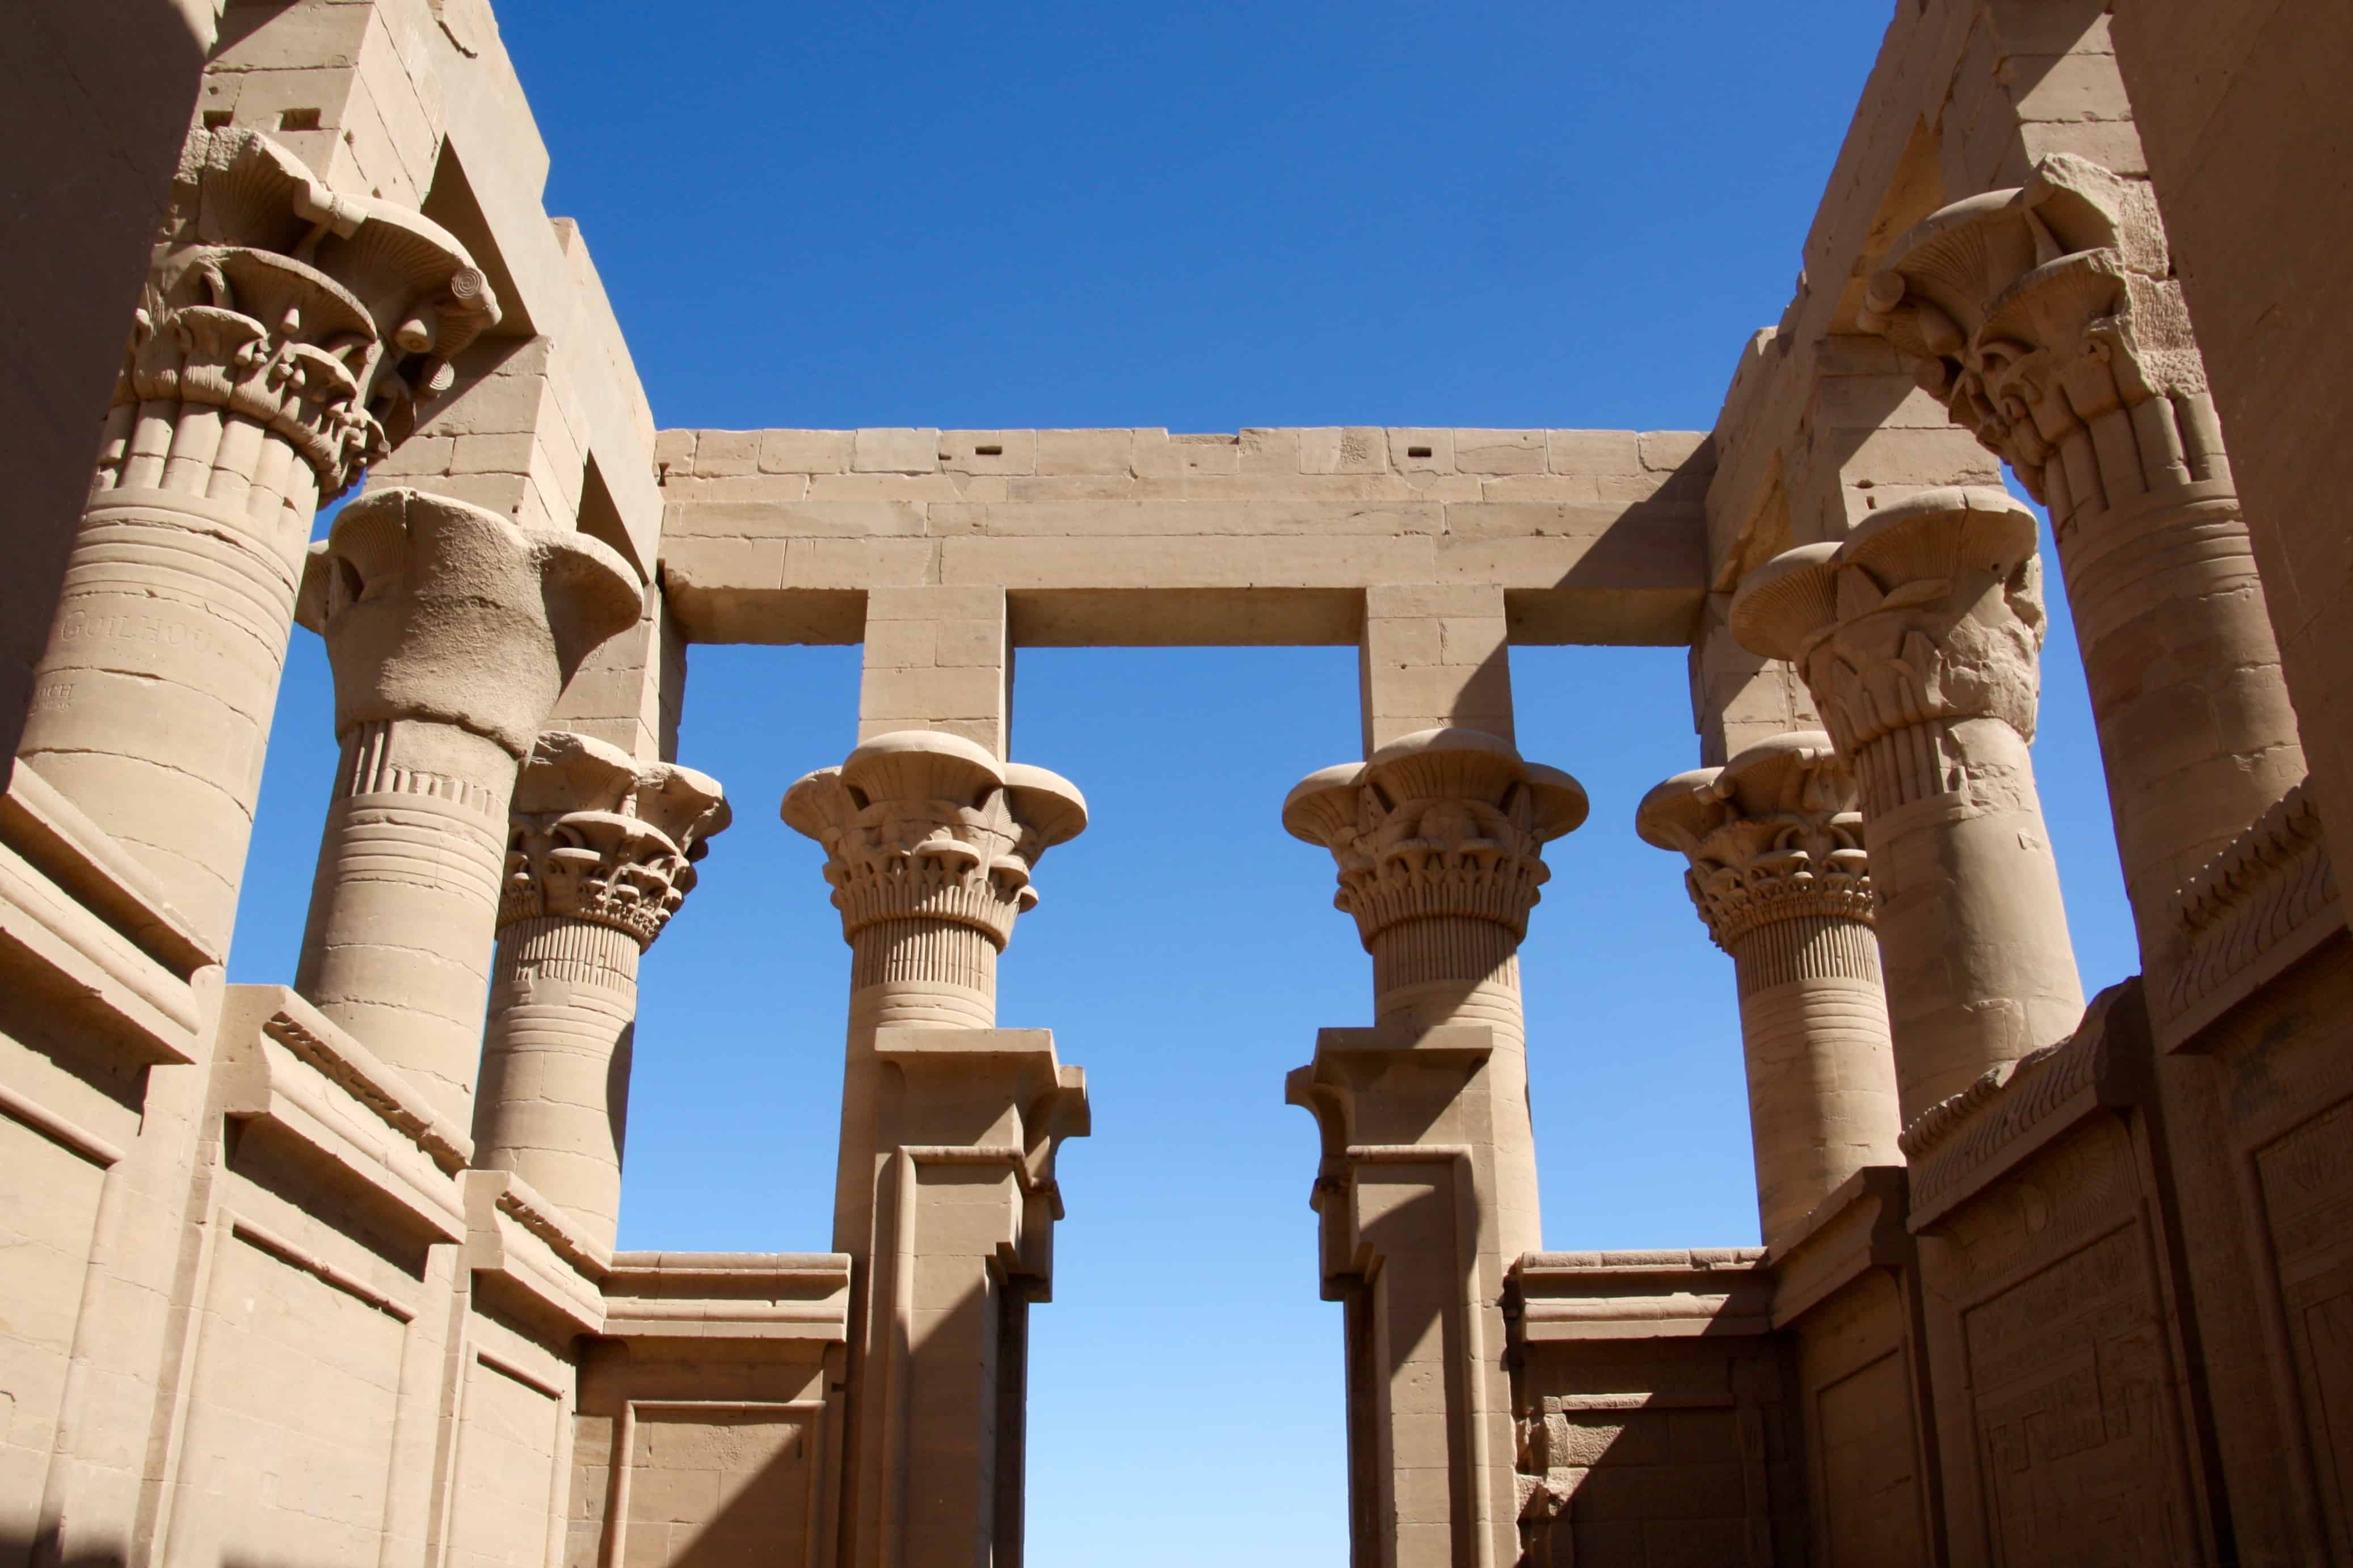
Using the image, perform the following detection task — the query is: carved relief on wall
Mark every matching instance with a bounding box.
[2254,1095,2353,1552]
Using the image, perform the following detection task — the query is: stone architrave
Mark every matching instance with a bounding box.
[17,128,500,947]
[1638,731,1901,1245]
[293,488,639,1126]
[471,731,730,1253]
[1858,153,2305,979]
[1282,727,1586,1259]
[1731,487,2083,1130]
[782,728,1088,1567]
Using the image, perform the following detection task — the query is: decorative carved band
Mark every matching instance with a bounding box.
[338,720,503,817]
[1285,728,1587,951]
[499,733,730,951]
[2164,782,2341,1027]
[782,730,1085,953]
[492,914,642,994]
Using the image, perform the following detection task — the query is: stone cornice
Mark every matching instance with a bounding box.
[2162,781,2342,1042]
[1899,979,2149,1228]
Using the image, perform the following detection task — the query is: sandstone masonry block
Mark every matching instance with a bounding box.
[852,428,941,474]
[760,429,853,473]
[1454,429,1546,474]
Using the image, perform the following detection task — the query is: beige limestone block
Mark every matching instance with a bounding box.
[1453,429,1546,475]
[759,428,853,473]
[1300,427,1390,474]
[851,427,940,474]
[1732,488,2083,1129]
[1035,427,1135,475]
[293,488,638,1126]
[1359,583,1514,751]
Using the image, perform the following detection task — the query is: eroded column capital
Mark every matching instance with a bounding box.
[1636,731,1871,952]
[296,487,642,757]
[1856,153,2220,526]
[125,128,501,499]
[1729,488,2046,802]
[1282,727,1588,949]
[499,731,732,949]
[781,729,1087,950]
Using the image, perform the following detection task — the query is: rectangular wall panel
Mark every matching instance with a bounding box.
[449,1355,563,1568]
[0,1112,109,1563]
[166,1227,408,1568]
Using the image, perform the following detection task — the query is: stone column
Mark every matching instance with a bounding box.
[16,127,499,947]
[1731,487,2083,1129]
[1636,731,1901,1245]
[1283,727,1586,1261]
[293,487,639,1126]
[471,731,730,1252]
[782,727,1087,1568]
[1858,153,2306,976]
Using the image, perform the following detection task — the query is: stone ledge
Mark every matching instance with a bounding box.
[1513,1248,1775,1342]
[2162,779,2343,1048]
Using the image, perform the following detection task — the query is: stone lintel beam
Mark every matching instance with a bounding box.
[1732,487,2083,1132]
[292,487,639,1128]
[1637,730,1901,1247]
[473,730,731,1253]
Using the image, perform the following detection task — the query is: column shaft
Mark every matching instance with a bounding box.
[297,719,514,1116]
[474,918,641,1246]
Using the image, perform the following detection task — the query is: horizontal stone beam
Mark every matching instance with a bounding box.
[655,427,1712,647]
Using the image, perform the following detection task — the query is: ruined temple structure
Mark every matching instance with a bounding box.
[5,0,2351,1563]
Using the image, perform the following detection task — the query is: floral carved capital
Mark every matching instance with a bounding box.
[1856,153,2223,524]
[121,128,502,498]
[1729,490,2047,799]
[1283,728,1587,949]
[499,732,731,949]
[1638,732,1872,951]
[781,731,1087,950]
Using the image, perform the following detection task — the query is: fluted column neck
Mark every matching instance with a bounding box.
[1638,732,1900,1244]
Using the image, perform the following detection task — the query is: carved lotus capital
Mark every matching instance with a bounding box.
[1729,488,2046,767]
[123,128,502,496]
[1283,728,1588,949]
[499,731,731,948]
[1636,731,1872,950]
[781,730,1087,950]
[296,488,642,757]
[1855,153,2221,520]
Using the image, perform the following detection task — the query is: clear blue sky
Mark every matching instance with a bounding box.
[227,3,2138,1560]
